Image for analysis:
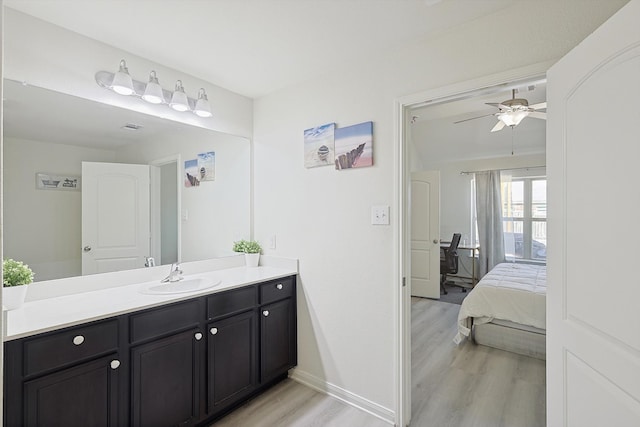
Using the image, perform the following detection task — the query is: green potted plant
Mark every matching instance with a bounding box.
[3,258,34,310]
[232,239,262,267]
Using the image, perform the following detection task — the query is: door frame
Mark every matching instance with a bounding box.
[392,61,552,426]
[149,154,182,265]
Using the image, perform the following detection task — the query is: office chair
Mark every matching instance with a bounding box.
[440,233,461,295]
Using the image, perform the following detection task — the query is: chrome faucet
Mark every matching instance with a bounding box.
[162,263,183,283]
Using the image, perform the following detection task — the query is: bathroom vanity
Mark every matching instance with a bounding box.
[3,264,297,427]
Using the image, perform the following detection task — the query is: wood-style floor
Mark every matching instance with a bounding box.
[410,297,546,427]
[210,298,546,426]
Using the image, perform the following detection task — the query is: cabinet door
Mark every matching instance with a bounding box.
[260,298,296,382]
[207,310,257,414]
[23,354,121,427]
[131,328,202,427]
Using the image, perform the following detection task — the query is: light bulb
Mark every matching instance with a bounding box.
[170,80,190,112]
[111,59,134,96]
[142,71,164,104]
[499,110,529,127]
[194,88,213,118]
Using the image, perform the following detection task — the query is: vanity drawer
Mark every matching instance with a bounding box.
[130,299,200,344]
[24,319,119,377]
[260,277,295,305]
[207,286,257,320]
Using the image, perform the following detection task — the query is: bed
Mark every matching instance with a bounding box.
[454,262,546,359]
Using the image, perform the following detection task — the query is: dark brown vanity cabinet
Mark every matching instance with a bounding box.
[3,319,125,427]
[259,278,297,383]
[129,299,202,427]
[206,285,258,415]
[3,275,297,427]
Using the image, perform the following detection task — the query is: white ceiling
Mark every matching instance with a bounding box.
[4,0,517,99]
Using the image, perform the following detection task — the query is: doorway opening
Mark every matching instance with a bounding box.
[395,64,549,426]
[150,155,181,267]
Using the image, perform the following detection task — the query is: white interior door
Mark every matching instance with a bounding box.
[82,162,150,275]
[547,1,640,426]
[410,171,440,298]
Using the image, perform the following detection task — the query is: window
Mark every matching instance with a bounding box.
[502,177,547,261]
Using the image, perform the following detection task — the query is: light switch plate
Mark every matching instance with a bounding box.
[371,205,390,225]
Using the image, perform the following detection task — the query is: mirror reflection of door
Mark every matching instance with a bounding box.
[81,161,150,275]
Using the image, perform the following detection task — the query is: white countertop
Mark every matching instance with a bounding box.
[4,265,297,341]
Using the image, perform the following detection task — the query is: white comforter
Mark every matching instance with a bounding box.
[454,263,546,344]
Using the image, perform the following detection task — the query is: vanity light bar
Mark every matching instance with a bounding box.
[95,59,213,118]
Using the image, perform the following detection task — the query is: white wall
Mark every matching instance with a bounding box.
[3,138,116,280]
[252,1,626,420]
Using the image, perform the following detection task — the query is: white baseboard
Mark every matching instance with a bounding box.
[289,368,395,425]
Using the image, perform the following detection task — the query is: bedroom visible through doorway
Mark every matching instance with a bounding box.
[399,71,548,426]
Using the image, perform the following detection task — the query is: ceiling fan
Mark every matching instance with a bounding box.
[455,89,547,132]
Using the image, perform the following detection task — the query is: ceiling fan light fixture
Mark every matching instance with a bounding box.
[111,59,135,96]
[498,110,529,127]
[141,71,165,104]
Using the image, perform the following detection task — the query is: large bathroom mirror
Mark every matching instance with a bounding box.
[3,79,251,282]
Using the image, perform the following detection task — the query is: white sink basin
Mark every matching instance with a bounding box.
[141,277,222,295]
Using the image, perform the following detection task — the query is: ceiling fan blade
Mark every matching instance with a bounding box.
[453,113,495,124]
[529,102,547,110]
[486,102,510,110]
[528,111,547,120]
[491,121,506,132]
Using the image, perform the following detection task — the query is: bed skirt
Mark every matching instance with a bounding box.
[473,319,546,360]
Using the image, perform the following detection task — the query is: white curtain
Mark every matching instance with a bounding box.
[475,170,505,277]
[501,171,516,261]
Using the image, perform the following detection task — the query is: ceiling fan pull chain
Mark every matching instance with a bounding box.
[511,126,515,155]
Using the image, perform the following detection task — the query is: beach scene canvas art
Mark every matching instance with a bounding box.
[184,159,200,187]
[304,123,335,168]
[197,151,216,181]
[334,121,373,170]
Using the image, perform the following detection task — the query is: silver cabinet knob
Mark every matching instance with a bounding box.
[433,239,439,244]
[110,360,120,370]
[276,284,283,290]
[194,332,203,341]
[83,246,92,252]
[263,310,269,317]
[210,327,218,335]
[73,335,85,346]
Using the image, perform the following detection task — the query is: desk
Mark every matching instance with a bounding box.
[440,243,480,287]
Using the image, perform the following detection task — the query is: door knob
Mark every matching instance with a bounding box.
[263,310,269,317]
[210,327,218,335]
[110,360,120,370]
[433,239,439,244]
[83,246,92,252]
[194,332,203,341]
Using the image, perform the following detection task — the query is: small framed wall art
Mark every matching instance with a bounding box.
[36,173,80,191]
